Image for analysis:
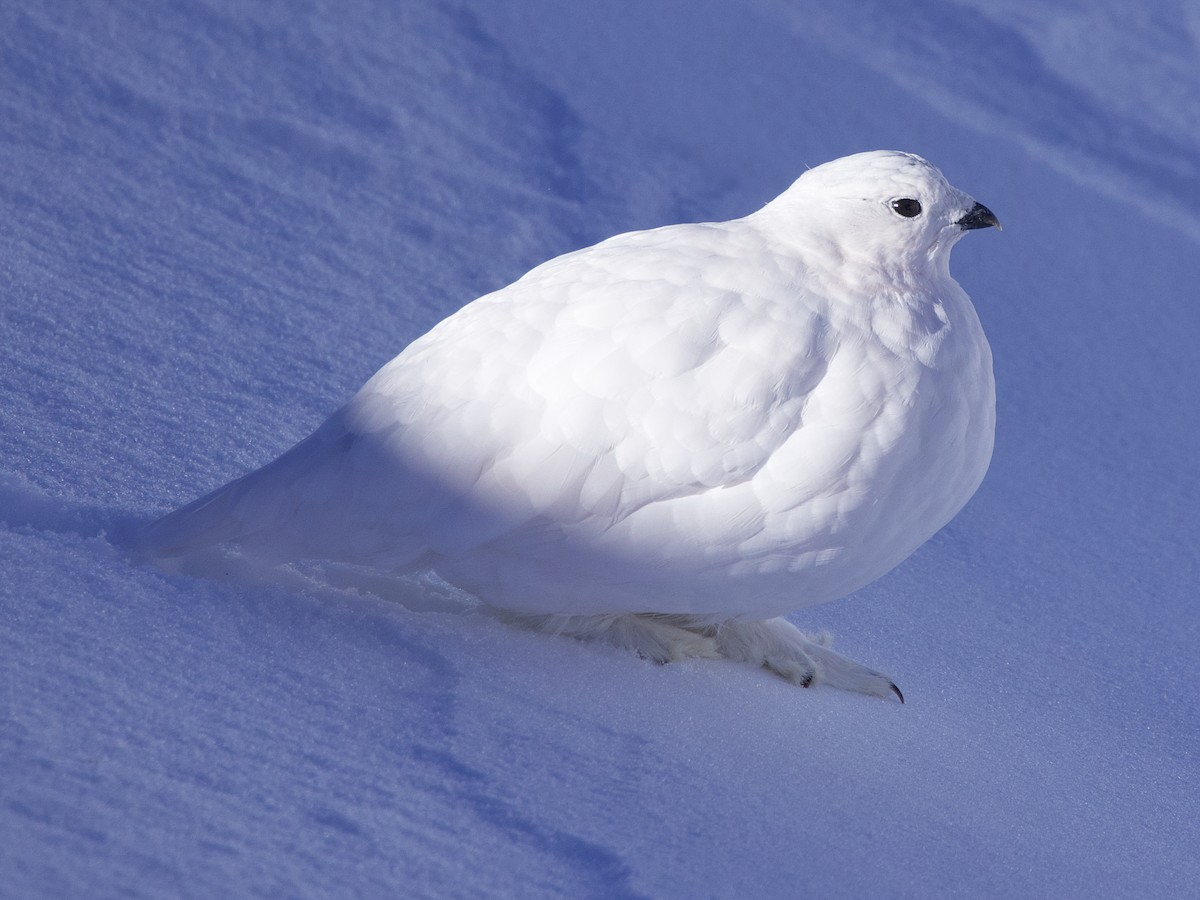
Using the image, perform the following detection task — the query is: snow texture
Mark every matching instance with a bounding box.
[2,1,1198,897]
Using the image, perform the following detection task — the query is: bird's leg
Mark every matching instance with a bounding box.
[711,617,904,702]
[506,612,721,663]
[502,611,901,700]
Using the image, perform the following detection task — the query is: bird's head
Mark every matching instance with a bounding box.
[759,150,999,275]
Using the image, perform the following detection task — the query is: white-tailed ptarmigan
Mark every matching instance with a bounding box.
[144,150,1000,701]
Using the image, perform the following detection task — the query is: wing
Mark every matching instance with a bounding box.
[344,221,836,555]
[143,218,837,572]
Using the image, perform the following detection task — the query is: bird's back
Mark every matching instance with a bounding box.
[145,218,823,563]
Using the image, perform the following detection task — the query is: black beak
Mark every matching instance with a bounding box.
[956,202,1001,231]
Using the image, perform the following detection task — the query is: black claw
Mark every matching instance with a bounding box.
[890,682,905,704]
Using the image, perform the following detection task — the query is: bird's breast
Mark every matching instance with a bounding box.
[571,283,996,615]
[361,240,995,618]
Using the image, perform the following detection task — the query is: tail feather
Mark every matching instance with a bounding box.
[139,420,350,565]
[140,473,263,559]
[138,414,441,575]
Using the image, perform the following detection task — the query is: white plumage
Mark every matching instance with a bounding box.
[145,151,999,700]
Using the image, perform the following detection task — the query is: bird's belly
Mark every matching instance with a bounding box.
[436,366,995,620]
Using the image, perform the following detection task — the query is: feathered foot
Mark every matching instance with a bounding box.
[505,612,722,663]
[506,611,901,701]
[709,617,903,701]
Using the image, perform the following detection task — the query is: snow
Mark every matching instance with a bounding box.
[2,1,1197,897]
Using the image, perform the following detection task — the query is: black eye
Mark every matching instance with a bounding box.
[890,198,922,218]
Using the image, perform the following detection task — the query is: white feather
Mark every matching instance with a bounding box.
[143,151,998,699]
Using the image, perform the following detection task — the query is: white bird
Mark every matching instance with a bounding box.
[144,151,999,701]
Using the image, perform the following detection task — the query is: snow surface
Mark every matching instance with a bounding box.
[2,1,1198,897]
